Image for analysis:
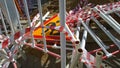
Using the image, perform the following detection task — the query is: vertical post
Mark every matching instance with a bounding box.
[70,49,83,68]
[37,0,47,52]
[12,0,22,31]
[23,0,35,48]
[59,0,66,68]
[2,0,15,35]
[0,9,8,36]
[96,51,103,68]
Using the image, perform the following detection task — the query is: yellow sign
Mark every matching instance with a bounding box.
[33,14,60,36]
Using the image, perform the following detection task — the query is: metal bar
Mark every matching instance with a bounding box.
[53,44,73,50]
[12,0,22,31]
[2,62,10,68]
[33,43,73,50]
[35,12,50,27]
[78,62,83,68]
[114,12,120,18]
[102,50,120,60]
[70,48,83,68]
[12,62,17,68]
[89,44,116,54]
[0,8,8,36]
[80,29,88,49]
[23,0,35,48]
[78,21,89,68]
[59,0,66,68]
[94,7,120,34]
[65,23,79,43]
[76,27,80,41]
[75,22,81,41]
[3,0,15,35]
[79,18,112,58]
[70,20,88,68]
[104,7,120,14]
[25,42,61,58]
[0,28,1,34]
[37,0,47,52]
[92,17,120,49]
[12,0,25,60]
[107,15,120,28]
[96,51,103,68]
[80,20,89,49]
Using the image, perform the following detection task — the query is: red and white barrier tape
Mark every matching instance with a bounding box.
[81,49,95,68]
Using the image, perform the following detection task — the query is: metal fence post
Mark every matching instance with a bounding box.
[59,0,66,68]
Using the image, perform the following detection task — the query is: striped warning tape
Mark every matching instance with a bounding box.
[80,49,95,68]
[96,1,120,14]
[0,11,41,49]
[2,1,119,51]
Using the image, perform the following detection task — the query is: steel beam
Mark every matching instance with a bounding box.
[59,0,66,68]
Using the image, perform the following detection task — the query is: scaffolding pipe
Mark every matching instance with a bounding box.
[79,18,112,58]
[12,0,26,60]
[102,50,120,60]
[12,62,17,68]
[80,29,88,49]
[59,0,66,68]
[35,12,50,27]
[2,62,10,68]
[75,21,81,41]
[92,17,120,49]
[2,0,15,35]
[94,7,120,34]
[114,12,120,18]
[96,51,103,68]
[70,48,83,68]
[26,43,73,50]
[80,19,89,49]
[77,21,89,68]
[76,27,80,41]
[89,44,116,54]
[25,42,61,58]
[23,0,35,48]
[65,23,79,43]
[12,0,22,31]
[0,9,8,36]
[70,21,88,68]
[104,7,120,14]
[37,0,47,52]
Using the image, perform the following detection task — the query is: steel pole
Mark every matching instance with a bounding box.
[79,19,112,58]
[96,51,103,68]
[92,17,120,49]
[3,0,15,35]
[0,9,8,36]
[70,49,83,68]
[23,0,35,48]
[37,0,47,52]
[59,0,66,68]
[94,7,120,34]
[12,0,22,31]
[115,12,120,18]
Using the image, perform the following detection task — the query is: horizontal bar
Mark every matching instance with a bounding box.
[25,43,61,58]
[102,50,120,60]
[89,44,116,54]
